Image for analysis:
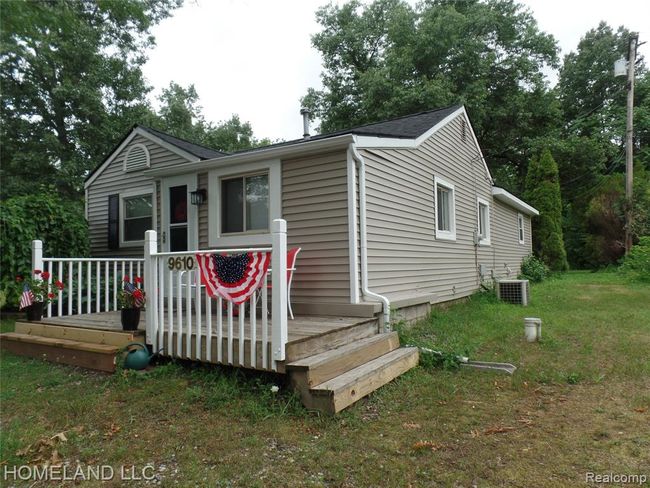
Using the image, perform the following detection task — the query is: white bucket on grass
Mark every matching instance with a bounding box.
[524,317,542,342]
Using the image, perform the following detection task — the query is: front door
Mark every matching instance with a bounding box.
[161,175,198,252]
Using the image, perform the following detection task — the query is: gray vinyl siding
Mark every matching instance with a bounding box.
[282,151,351,304]
[361,114,495,303]
[87,134,193,256]
[486,201,533,279]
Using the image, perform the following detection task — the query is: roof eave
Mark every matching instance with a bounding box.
[144,134,356,177]
[492,187,539,216]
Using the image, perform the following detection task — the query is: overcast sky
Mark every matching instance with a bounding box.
[142,0,650,142]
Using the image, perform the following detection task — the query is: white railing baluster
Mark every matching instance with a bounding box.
[96,261,101,313]
[217,297,223,363]
[129,261,133,281]
[185,271,192,358]
[113,261,117,311]
[158,257,165,352]
[86,261,91,314]
[271,219,288,369]
[57,261,63,317]
[206,288,212,362]
[77,261,82,314]
[137,261,141,281]
[195,271,201,361]
[238,303,245,366]
[168,266,173,356]
[262,276,268,370]
[46,261,53,318]
[176,272,183,357]
[104,261,109,312]
[68,262,73,316]
[250,292,257,369]
[121,261,125,281]
[227,301,233,365]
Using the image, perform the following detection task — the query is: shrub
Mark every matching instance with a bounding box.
[619,236,650,283]
[0,188,89,308]
[519,254,549,283]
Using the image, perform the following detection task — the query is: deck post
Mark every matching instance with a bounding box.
[31,240,43,279]
[144,230,157,346]
[271,219,288,363]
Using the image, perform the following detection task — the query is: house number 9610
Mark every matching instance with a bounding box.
[167,256,195,271]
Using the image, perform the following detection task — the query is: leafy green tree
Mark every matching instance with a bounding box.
[524,149,569,271]
[303,0,560,187]
[151,82,272,153]
[0,0,182,199]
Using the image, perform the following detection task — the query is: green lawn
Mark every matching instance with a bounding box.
[1,271,649,487]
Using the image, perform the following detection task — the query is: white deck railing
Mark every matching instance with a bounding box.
[31,240,144,318]
[144,219,288,371]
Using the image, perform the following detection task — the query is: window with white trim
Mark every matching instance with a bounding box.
[121,193,153,244]
[517,213,525,244]
[221,173,269,234]
[434,176,456,241]
[477,197,491,245]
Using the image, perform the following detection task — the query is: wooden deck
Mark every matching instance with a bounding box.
[38,311,380,372]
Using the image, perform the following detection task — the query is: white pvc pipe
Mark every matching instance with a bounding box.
[349,141,391,330]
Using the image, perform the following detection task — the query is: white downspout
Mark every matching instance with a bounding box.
[349,140,391,330]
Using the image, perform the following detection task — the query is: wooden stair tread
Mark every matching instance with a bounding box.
[1,332,119,354]
[310,347,418,407]
[14,321,140,347]
[287,332,399,369]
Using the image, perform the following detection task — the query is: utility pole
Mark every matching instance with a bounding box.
[624,35,637,255]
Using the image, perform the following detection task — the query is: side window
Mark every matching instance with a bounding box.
[434,176,456,241]
[477,198,491,245]
[517,213,525,244]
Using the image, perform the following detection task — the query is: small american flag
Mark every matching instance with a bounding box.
[124,281,145,307]
[19,283,34,310]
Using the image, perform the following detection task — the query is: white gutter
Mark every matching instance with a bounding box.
[349,140,391,330]
[492,187,539,216]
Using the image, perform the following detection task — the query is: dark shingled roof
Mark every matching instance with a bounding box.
[226,104,463,156]
[137,125,227,160]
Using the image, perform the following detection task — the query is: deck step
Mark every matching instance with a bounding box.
[285,318,379,362]
[288,332,400,387]
[14,321,142,348]
[0,332,119,372]
[300,347,419,414]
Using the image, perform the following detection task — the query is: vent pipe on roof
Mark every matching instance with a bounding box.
[300,107,311,139]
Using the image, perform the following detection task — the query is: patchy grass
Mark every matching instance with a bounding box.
[1,271,649,487]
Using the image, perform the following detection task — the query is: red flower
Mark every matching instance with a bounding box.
[133,289,143,299]
[41,271,51,280]
[48,292,55,299]
[123,276,130,283]
[55,280,65,290]
[34,269,42,275]
[16,276,23,282]
[134,276,143,284]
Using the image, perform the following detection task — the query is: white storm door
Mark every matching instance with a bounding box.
[161,174,199,252]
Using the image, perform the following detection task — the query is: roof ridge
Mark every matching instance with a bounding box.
[136,124,228,155]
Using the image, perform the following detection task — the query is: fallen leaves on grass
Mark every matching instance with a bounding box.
[15,427,83,466]
[412,441,446,452]
[402,422,421,430]
[471,425,519,438]
[633,407,647,413]
[103,423,121,438]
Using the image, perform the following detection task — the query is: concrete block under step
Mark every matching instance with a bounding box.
[288,332,400,387]
[1,332,119,372]
[301,347,419,414]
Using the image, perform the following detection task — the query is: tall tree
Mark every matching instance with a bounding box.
[152,82,271,153]
[524,149,569,271]
[303,0,560,190]
[0,0,182,199]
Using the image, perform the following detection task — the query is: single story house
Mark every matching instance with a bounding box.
[84,104,538,325]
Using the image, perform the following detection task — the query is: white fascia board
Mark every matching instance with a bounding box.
[144,134,355,178]
[84,127,199,189]
[354,106,493,183]
[492,187,539,216]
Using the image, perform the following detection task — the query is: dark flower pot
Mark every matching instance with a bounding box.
[27,302,44,321]
[121,308,141,331]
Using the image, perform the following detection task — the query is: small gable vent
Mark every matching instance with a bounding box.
[124,143,150,172]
